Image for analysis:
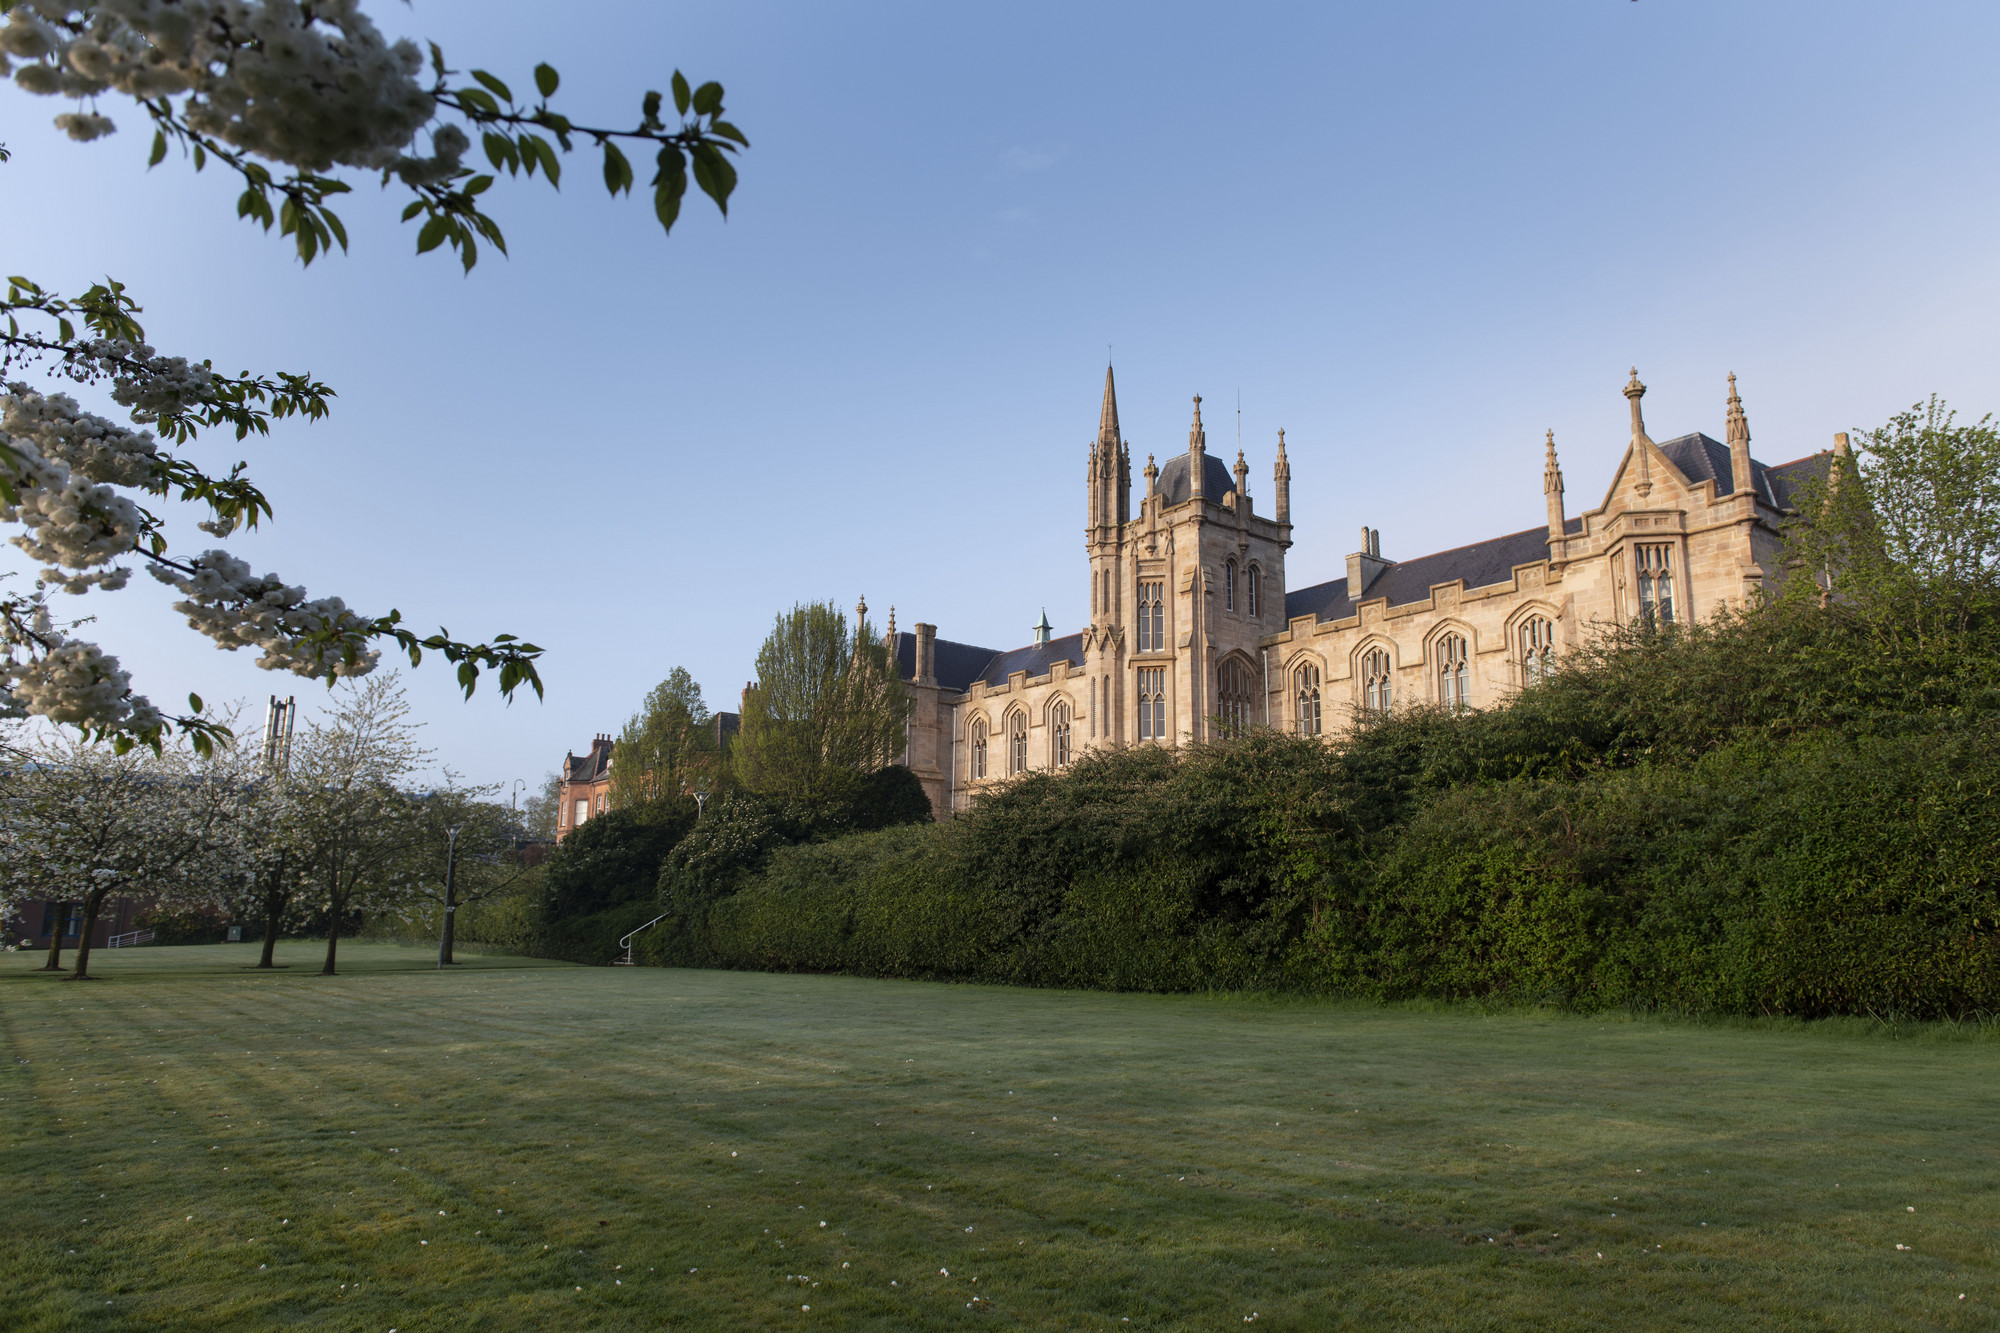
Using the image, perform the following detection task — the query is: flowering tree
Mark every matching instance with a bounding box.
[0,719,243,978]
[0,1,749,750]
[284,672,426,975]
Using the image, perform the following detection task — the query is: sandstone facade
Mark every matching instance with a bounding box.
[889,367,1829,817]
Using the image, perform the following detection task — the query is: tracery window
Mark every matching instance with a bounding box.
[1293,662,1322,736]
[1137,666,1167,741]
[1051,701,1072,767]
[971,718,988,780]
[1519,616,1555,684]
[1218,658,1256,734]
[1636,544,1675,626]
[1247,565,1261,619]
[1225,560,1237,611]
[1437,633,1470,711]
[1361,646,1394,714]
[1008,712,1027,775]
[1136,580,1165,652]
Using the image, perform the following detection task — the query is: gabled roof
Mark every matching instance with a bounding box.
[1284,518,1582,627]
[1761,452,1829,509]
[562,736,614,783]
[976,632,1085,688]
[892,631,1007,693]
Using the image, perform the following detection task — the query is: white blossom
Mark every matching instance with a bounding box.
[149,549,380,679]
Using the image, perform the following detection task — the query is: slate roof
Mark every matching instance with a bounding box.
[562,736,614,783]
[1284,519,1580,627]
[893,631,1010,693]
[975,632,1085,688]
[1760,452,1829,508]
[1655,432,1830,509]
[1155,453,1238,507]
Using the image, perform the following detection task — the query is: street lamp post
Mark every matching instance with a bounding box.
[437,824,461,969]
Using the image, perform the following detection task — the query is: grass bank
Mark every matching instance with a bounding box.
[3,942,1996,1330]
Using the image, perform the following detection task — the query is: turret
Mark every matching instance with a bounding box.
[1725,372,1752,499]
[1233,450,1250,508]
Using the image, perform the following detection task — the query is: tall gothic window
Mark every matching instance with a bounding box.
[1520,616,1555,684]
[1293,662,1322,736]
[971,718,987,780]
[1437,633,1470,711]
[1247,565,1261,619]
[1217,658,1255,734]
[1137,667,1167,740]
[1051,700,1072,767]
[1636,544,1675,626]
[1225,560,1236,611]
[1136,580,1165,652]
[1008,711,1028,775]
[1361,646,1394,714]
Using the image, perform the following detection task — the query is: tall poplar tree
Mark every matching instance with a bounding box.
[734,601,910,801]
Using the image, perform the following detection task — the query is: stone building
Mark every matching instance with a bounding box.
[884,366,1829,817]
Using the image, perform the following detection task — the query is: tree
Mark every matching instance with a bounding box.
[1781,397,2000,648]
[607,667,715,811]
[396,773,529,965]
[0,1,753,750]
[0,720,242,979]
[520,771,561,842]
[285,673,426,975]
[735,601,911,801]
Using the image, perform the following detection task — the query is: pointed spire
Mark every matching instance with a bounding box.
[1144,452,1158,498]
[1188,394,1206,452]
[1274,428,1291,525]
[1188,395,1207,499]
[1624,368,1654,496]
[1544,429,1568,552]
[1725,371,1753,498]
[1033,608,1052,648]
[1097,364,1121,445]
[884,605,897,651]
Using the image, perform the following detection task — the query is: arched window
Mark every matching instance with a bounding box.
[1293,662,1322,736]
[1247,565,1261,619]
[1051,700,1072,767]
[1008,711,1028,775]
[1224,560,1236,611]
[1519,616,1555,684]
[1137,667,1167,741]
[1136,580,1164,652]
[1361,647,1394,714]
[1636,544,1675,625]
[1218,658,1255,734]
[971,718,987,780]
[1437,633,1470,711]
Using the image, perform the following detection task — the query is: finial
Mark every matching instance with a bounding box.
[1545,428,1557,458]
[1277,427,1287,451]
[1727,371,1739,401]
[887,606,896,637]
[1236,448,1247,466]
[1624,367,1646,399]
[856,594,867,621]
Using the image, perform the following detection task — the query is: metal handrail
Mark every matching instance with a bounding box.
[614,913,670,965]
[107,929,154,949]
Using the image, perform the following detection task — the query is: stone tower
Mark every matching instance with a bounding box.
[1084,366,1131,745]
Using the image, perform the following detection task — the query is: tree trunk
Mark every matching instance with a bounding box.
[321,894,342,976]
[257,858,289,969]
[38,907,65,971]
[441,898,457,965]
[68,888,109,980]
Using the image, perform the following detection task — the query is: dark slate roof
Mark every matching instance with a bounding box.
[1761,452,1829,509]
[1155,452,1237,507]
[562,737,613,782]
[1284,517,1582,626]
[893,631,1008,693]
[977,632,1085,688]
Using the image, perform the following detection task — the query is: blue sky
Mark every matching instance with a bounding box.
[5,0,1999,789]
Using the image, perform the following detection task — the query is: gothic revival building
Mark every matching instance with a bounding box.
[886,366,1829,817]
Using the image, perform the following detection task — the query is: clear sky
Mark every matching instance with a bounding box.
[5,0,1999,791]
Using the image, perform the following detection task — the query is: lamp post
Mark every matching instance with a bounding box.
[436,824,461,969]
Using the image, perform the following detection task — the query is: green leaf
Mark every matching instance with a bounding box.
[148,130,166,167]
[466,174,494,196]
[188,692,203,713]
[534,137,561,187]
[672,70,692,116]
[642,89,662,123]
[430,41,447,80]
[321,207,348,252]
[654,179,683,232]
[57,317,72,342]
[192,143,205,171]
[711,120,750,147]
[690,143,737,214]
[471,69,514,102]
[417,216,450,253]
[401,199,426,221]
[483,131,512,172]
[535,63,560,98]
[457,86,500,116]
[691,81,724,116]
[602,140,633,195]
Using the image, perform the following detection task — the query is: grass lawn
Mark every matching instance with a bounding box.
[3,942,1997,1331]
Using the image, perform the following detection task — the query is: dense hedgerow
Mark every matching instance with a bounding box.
[624,600,2000,1017]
